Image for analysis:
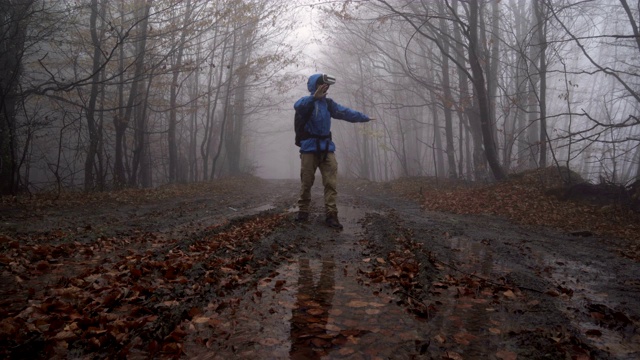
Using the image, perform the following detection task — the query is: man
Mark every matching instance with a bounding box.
[294,73,374,229]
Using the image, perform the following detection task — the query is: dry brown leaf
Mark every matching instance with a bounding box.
[192,316,210,324]
[307,308,324,316]
[444,351,463,360]
[346,300,369,308]
[496,350,517,360]
[453,332,477,345]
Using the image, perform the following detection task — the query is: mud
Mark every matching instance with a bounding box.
[1,177,639,359]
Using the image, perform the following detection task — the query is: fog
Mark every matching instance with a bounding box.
[1,0,639,193]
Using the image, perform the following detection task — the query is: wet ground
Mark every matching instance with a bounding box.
[1,177,639,359]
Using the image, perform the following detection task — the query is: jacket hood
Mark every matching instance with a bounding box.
[307,73,323,94]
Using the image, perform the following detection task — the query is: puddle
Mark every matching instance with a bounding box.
[444,235,505,276]
[183,205,429,359]
[540,256,640,358]
[423,235,516,358]
[179,204,639,359]
[542,256,614,303]
[433,236,639,358]
[576,321,640,359]
[248,204,276,213]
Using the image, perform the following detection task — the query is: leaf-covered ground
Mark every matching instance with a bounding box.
[1,171,638,359]
[386,168,640,260]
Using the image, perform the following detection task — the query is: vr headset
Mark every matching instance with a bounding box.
[318,74,336,85]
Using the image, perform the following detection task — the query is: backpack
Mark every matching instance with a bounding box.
[294,98,333,147]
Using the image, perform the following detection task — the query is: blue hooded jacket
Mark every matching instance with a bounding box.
[294,73,370,154]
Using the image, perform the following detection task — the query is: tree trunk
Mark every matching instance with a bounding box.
[358,59,369,179]
[452,0,484,180]
[437,1,457,178]
[527,1,541,168]
[535,0,548,168]
[0,0,32,194]
[168,0,192,183]
[113,0,127,187]
[636,149,640,181]
[189,43,201,182]
[509,0,529,170]
[202,25,227,179]
[211,30,238,180]
[225,30,252,176]
[119,0,151,187]
[488,0,501,168]
[483,0,500,159]
[429,77,445,178]
[469,0,506,181]
[84,0,107,191]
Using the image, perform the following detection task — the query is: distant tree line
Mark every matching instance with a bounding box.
[1,0,639,195]
[0,0,298,194]
[316,0,640,185]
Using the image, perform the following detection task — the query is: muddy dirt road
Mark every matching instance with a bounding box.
[1,177,638,359]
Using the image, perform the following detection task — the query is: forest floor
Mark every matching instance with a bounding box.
[0,169,639,359]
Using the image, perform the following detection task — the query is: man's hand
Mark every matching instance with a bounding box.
[314,84,329,99]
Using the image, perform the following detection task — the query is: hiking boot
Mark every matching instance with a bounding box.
[295,211,309,222]
[325,213,343,229]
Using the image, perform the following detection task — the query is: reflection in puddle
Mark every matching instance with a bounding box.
[289,256,336,358]
[288,255,426,359]
[184,205,428,359]
[427,235,514,358]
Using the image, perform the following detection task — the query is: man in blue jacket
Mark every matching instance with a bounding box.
[294,73,374,229]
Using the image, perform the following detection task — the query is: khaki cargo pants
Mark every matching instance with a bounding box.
[297,153,338,215]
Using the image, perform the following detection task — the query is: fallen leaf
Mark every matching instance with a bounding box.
[325,324,341,332]
[545,289,560,297]
[444,351,463,360]
[453,332,476,345]
[338,347,355,356]
[346,300,369,308]
[307,308,324,316]
[496,350,517,360]
[311,337,330,347]
[54,331,76,341]
[192,316,210,324]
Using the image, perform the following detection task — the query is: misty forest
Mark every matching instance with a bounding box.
[2,1,640,359]
[2,0,639,193]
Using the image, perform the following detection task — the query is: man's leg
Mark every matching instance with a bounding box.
[297,153,318,220]
[319,153,341,228]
